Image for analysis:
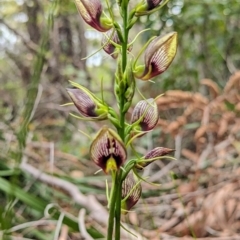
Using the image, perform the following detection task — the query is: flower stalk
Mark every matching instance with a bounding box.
[66,0,177,239]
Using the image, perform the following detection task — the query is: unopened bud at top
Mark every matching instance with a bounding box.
[147,0,163,9]
[136,0,163,16]
[74,0,112,32]
[131,98,158,134]
[90,127,127,174]
[134,32,177,80]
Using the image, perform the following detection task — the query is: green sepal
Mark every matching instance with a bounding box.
[127,17,138,30]
[113,22,124,43]
[122,101,131,113]
[108,107,119,119]
[118,80,127,95]
[121,159,137,181]
[133,168,160,186]
[123,62,135,104]
[114,83,121,103]
[108,114,121,128]
[100,16,113,30]
[116,57,123,83]
[133,65,145,79]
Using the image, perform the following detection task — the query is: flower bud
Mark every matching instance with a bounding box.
[121,173,141,213]
[134,32,177,80]
[102,30,132,59]
[67,87,107,120]
[122,63,135,112]
[136,0,163,16]
[147,0,163,9]
[102,30,120,59]
[74,0,112,32]
[131,98,158,133]
[135,147,174,170]
[90,127,127,173]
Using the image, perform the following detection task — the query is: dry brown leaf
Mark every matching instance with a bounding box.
[177,182,197,195]
[168,121,181,135]
[226,198,237,221]
[194,125,208,141]
[201,78,220,99]
[224,71,240,93]
[218,118,228,137]
[171,211,206,237]
[128,211,139,226]
[181,149,199,162]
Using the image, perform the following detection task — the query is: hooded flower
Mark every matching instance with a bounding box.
[134,32,177,80]
[135,147,174,170]
[131,98,158,134]
[67,87,108,120]
[74,0,112,32]
[121,173,142,213]
[90,127,127,173]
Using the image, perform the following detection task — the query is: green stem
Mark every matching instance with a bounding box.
[107,172,117,240]
[115,1,129,240]
[106,1,130,239]
[114,170,122,240]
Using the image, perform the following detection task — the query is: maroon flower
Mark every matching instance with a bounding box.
[121,173,142,213]
[135,147,174,170]
[134,32,177,80]
[67,88,108,120]
[75,0,112,32]
[131,98,158,133]
[90,127,127,173]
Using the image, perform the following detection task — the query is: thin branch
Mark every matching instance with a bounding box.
[78,209,94,240]
[0,18,39,53]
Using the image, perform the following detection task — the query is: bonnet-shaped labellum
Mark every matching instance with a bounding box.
[131,98,159,135]
[134,32,177,80]
[66,87,108,120]
[74,0,112,32]
[121,173,142,213]
[90,127,127,173]
[135,147,174,170]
